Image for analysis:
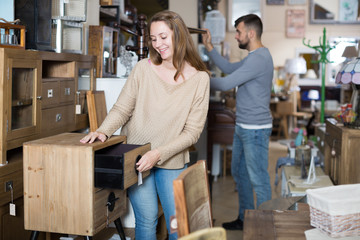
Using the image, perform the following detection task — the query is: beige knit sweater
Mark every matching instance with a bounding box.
[97,59,210,169]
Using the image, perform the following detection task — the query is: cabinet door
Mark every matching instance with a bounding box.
[76,61,96,128]
[6,58,41,141]
[77,61,96,91]
[0,198,46,240]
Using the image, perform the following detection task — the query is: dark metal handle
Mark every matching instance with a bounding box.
[134,155,142,175]
[106,192,119,212]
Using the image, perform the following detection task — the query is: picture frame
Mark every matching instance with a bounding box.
[227,0,261,31]
[339,0,359,22]
[266,0,285,5]
[288,0,306,5]
[286,9,305,38]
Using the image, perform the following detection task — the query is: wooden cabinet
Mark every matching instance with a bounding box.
[324,119,360,184]
[0,48,96,239]
[88,25,119,78]
[23,133,149,237]
[207,101,235,172]
[0,48,96,165]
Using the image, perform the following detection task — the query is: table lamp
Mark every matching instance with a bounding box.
[284,57,307,92]
[342,46,358,59]
[335,57,360,126]
[307,89,320,111]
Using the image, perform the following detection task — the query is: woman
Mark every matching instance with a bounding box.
[80,10,210,240]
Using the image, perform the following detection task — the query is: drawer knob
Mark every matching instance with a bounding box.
[56,113,62,122]
[331,139,337,157]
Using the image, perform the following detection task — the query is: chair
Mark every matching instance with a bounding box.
[275,91,312,139]
[173,160,213,237]
[178,227,226,240]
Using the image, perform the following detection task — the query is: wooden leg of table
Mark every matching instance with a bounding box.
[30,231,39,240]
[222,145,227,177]
[114,217,126,240]
[280,115,289,139]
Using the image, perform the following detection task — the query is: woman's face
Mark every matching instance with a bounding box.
[150,21,174,62]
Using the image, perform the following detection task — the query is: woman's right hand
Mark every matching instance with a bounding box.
[80,131,107,144]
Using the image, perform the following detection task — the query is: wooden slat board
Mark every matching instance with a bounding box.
[244,203,313,240]
[86,91,107,132]
[173,160,212,237]
[243,210,276,240]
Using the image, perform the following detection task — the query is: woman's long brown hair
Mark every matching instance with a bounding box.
[148,10,209,81]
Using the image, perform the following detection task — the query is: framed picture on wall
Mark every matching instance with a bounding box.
[266,0,285,5]
[288,0,306,5]
[286,9,305,38]
[227,0,261,31]
[339,0,359,22]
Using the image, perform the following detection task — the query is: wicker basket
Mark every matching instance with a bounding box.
[306,184,360,238]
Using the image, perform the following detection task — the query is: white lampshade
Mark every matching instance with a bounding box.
[336,57,360,84]
[308,89,320,100]
[285,57,307,74]
[304,69,317,79]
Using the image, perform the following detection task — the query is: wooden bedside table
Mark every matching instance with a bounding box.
[23,133,150,239]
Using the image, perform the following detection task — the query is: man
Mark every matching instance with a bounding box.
[202,14,273,230]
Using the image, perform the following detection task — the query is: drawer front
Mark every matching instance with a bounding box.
[325,123,342,156]
[93,189,126,235]
[41,105,75,132]
[95,143,151,190]
[315,126,326,155]
[123,144,151,189]
[59,80,75,104]
[0,170,23,206]
[42,81,60,108]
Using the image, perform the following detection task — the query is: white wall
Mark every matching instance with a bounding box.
[169,0,198,48]
[217,1,360,67]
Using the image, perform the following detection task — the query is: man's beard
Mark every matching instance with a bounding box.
[238,41,248,50]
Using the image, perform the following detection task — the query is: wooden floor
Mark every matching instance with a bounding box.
[87,140,288,240]
[211,140,287,240]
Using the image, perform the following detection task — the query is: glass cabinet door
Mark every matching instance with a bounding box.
[77,61,95,91]
[7,58,41,140]
[75,61,95,128]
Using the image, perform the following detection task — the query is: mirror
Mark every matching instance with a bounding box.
[296,48,321,86]
[310,0,360,24]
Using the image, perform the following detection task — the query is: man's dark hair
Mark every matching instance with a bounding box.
[234,14,263,38]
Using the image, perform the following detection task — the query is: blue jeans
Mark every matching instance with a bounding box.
[127,167,186,240]
[231,125,272,221]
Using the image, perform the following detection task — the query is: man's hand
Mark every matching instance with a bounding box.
[202,29,214,52]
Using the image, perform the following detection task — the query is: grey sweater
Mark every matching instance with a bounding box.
[208,47,274,126]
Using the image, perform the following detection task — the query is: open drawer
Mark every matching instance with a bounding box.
[95,143,151,189]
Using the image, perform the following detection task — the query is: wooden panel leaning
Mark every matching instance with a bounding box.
[173,160,213,237]
[86,90,108,132]
[23,132,150,237]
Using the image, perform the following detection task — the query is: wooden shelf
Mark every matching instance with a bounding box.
[0,22,25,49]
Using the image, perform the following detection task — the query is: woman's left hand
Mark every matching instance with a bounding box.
[136,149,160,172]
